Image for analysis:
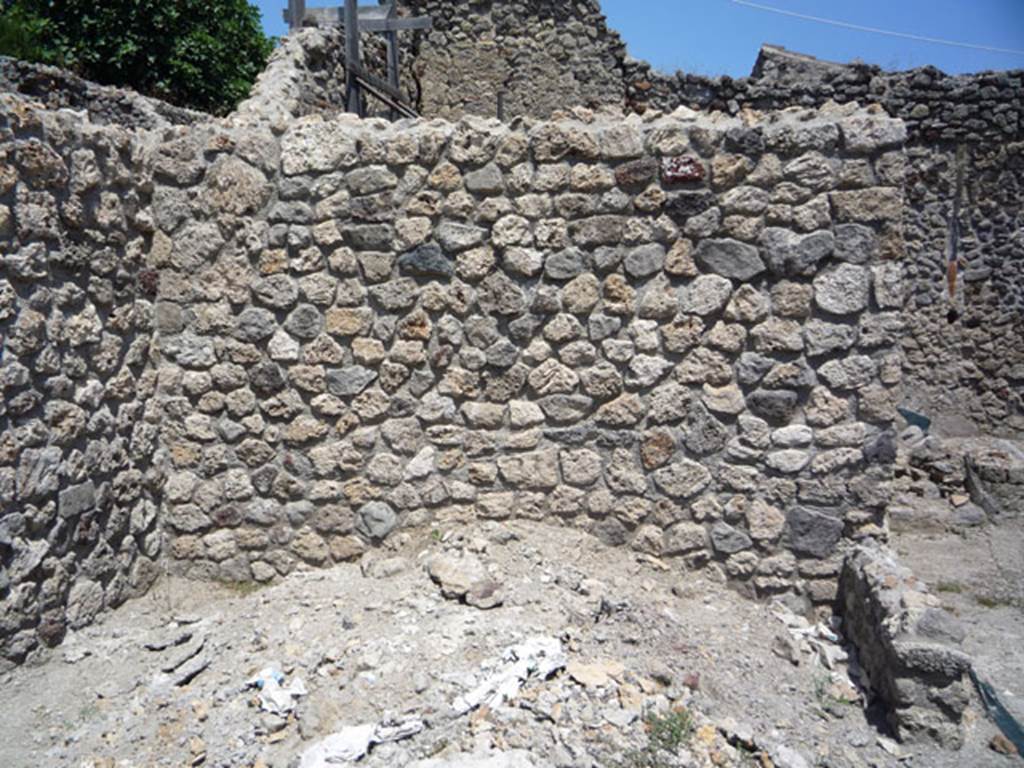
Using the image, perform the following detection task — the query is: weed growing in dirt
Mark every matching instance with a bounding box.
[647,708,693,753]
[813,673,857,716]
[219,580,265,596]
[975,594,1016,608]
[618,707,694,767]
[935,580,964,594]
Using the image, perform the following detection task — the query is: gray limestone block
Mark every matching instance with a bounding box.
[326,366,378,397]
[357,501,398,540]
[251,274,299,309]
[283,304,324,339]
[235,308,277,342]
[248,362,287,395]
[759,228,834,276]
[253,275,300,309]
[746,389,799,424]
[694,239,765,280]
[814,264,870,315]
[58,481,95,519]
[464,163,504,194]
[436,222,486,252]
[833,224,877,264]
[623,243,666,278]
[710,522,753,555]
[786,506,844,558]
[544,248,586,280]
[398,243,454,278]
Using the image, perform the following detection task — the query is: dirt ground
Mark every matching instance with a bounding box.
[0,518,1018,768]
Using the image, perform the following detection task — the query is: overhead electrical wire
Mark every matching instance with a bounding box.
[728,0,1024,57]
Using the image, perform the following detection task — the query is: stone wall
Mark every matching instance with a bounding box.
[150,103,905,602]
[2,0,1017,667]
[0,94,163,667]
[840,544,971,747]
[236,28,350,127]
[397,0,626,119]
[628,46,1024,438]
[0,56,207,130]
[261,3,1023,437]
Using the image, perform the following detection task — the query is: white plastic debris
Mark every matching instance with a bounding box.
[770,603,849,669]
[299,719,425,767]
[769,601,864,704]
[409,750,538,768]
[247,666,308,715]
[300,725,375,766]
[452,636,566,715]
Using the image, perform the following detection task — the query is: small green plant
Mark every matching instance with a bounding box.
[220,580,264,596]
[430,528,442,542]
[646,708,693,754]
[935,580,964,594]
[618,707,694,768]
[975,594,1015,609]
[813,673,857,715]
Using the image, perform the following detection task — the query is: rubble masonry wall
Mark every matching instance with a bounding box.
[149,105,905,603]
[630,48,1024,439]
[374,0,1023,437]
[0,94,163,666]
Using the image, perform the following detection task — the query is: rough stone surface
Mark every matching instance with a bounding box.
[840,545,971,748]
[0,58,909,665]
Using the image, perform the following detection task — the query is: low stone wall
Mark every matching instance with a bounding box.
[627,46,1022,147]
[235,28,349,127]
[0,56,207,130]
[840,544,971,747]
[0,95,163,667]
[151,103,905,600]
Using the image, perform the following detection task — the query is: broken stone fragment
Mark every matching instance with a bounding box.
[426,552,504,609]
[566,658,626,688]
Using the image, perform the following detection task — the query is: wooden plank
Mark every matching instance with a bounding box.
[349,61,410,105]
[357,17,432,32]
[386,28,399,120]
[345,0,362,115]
[357,75,418,119]
[301,10,431,32]
[301,6,342,25]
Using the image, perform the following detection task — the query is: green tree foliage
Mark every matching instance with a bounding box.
[0,0,273,115]
[0,2,49,62]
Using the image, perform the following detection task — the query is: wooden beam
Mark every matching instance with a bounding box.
[356,74,418,119]
[348,61,411,106]
[357,17,432,32]
[386,28,399,120]
[299,7,431,32]
[285,0,307,29]
[345,0,362,115]
[383,0,399,119]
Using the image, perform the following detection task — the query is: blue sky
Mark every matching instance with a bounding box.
[255,0,1024,77]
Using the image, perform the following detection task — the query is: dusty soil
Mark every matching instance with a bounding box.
[0,520,1016,768]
